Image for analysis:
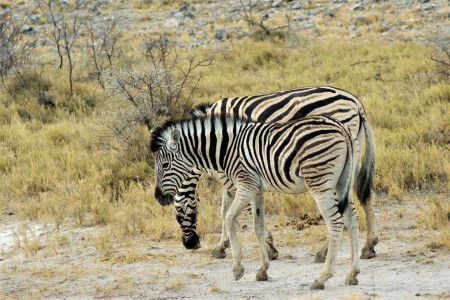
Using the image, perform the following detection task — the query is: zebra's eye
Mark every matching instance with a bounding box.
[162,162,170,169]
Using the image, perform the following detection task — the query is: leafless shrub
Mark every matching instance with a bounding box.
[430,34,450,82]
[105,34,213,145]
[35,0,84,96]
[239,0,291,40]
[86,16,122,89]
[0,9,35,94]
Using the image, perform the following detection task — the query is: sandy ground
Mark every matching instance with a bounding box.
[1,194,449,300]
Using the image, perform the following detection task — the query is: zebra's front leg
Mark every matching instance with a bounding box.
[212,189,233,259]
[310,197,345,290]
[344,201,360,285]
[225,188,256,281]
[360,192,378,259]
[252,193,269,281]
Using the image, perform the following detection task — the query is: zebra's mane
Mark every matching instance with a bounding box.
[150,114,250,153]
[189,102,213,117]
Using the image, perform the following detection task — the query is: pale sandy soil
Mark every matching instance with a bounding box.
[1,194,449,300]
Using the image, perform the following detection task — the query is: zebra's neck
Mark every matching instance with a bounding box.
[177,117,251,173]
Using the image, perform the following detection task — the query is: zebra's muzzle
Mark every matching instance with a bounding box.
[154,186,174,206]
[182,231,201,250]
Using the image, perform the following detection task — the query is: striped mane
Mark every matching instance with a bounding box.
[150,114,250,153]
[189,102,213,117]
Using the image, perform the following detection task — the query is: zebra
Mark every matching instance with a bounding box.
[151,114,360,289]
[158,86,377,261]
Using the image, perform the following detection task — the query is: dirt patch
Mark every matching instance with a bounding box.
[1,194,449,299]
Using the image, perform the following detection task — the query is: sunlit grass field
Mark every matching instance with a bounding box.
[0,34,449,251]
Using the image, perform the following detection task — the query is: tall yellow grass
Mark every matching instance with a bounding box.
[0,36,448,248]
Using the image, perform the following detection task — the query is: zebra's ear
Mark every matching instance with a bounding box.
[168,129,180,150]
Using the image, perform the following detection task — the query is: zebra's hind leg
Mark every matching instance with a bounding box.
[212,189,233,259]
[252,193,270,281]
[265,230,279,260]
[225,188,256,281]
[310,197,345,290]
[344,201,360,285]
[360,191,378,259]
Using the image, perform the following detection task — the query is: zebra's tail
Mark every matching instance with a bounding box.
[356,114,376,205]
[336,124,355,216]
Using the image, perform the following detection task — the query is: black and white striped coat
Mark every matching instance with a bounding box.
[163,86,377,260]
[151,114,360,289]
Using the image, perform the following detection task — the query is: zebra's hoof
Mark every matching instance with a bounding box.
[314,247,327,263]
[310,280,325,290]
[256,269,268,281]
[212,247,226,259]
[360,244,377,259]
[361,237,378,259]
[345,275,359,286]
[267,244,279,260]
[233,265,245,281]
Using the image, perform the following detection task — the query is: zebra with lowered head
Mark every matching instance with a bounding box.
[151,114,360,289]
[156,86,377,262]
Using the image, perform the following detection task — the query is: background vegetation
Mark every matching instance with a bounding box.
[0,0,448,254]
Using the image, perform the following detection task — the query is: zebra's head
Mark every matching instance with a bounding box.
[151,121,193,205]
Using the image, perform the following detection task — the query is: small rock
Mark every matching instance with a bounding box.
[351,3,365,11]
[179,2,192,12]
[165,18,181,28]
[215,28,227,41]
[420,3,437,11]
[292,2,303,10]
[272,0,282,8]
[76,0,86,7]
[21,26,34,34]
[29,14,40,24]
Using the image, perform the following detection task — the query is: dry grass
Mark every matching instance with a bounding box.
[0,13,448,257]
[164,278,186,290]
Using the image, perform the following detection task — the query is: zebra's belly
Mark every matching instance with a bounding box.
[260,177,308,194]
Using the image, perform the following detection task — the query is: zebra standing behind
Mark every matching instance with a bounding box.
[157,86,377,261]
[151,114,360,289]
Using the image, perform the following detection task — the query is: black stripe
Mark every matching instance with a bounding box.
[291,94,355,120]
[256,88,336,122]
[209,119,218,170]
[245,89,309,117]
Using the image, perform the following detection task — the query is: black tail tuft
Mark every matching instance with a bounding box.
[356,165,373,205]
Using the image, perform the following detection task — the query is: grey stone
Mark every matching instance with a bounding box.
[165,18,181,28]
[29,15,40,24]
[291,2,303,10]
[351,3,365,11]
[421,3,437,11]
[215,28,227,40]
[272,0,282,8]
[76,0,86,7]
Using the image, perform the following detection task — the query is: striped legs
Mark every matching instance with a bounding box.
[360,194,378,259]
[310,195,360,289]
[225,187,258,281]
[310,196,345,290]
[212,173,278,260]
[251,192,270,281]
[212,189,232,258]
[344,201,360,285]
